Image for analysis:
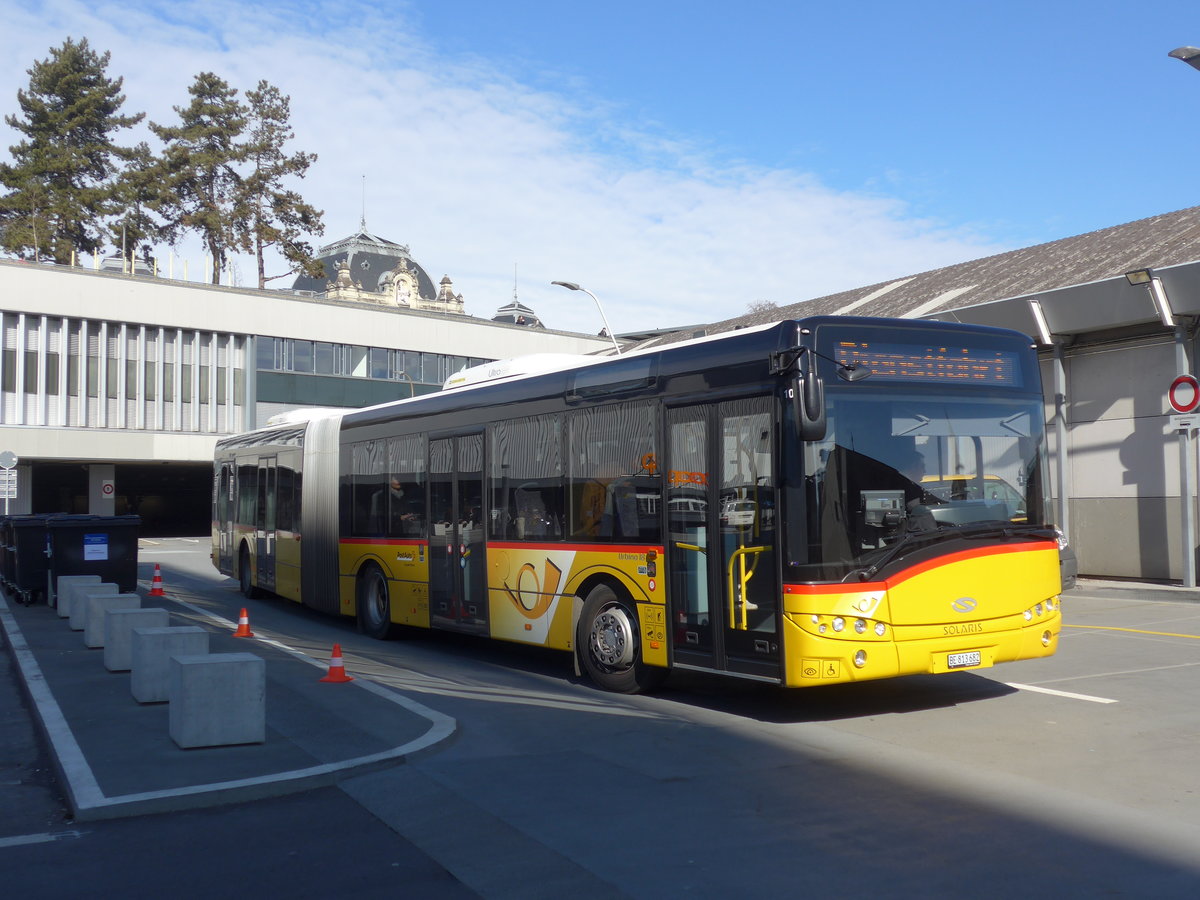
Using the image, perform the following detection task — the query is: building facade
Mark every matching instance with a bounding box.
[0,255,611,532]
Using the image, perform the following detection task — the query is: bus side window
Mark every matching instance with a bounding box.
[236,463,257,526]
[489,416,563,540]
[277,465,294,533]
[388,474,425,537]
[351,439,388,537]
[568,402,660,542]
[387,434,426,539]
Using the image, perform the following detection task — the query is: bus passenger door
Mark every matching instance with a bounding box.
[667,398,780,681]
[429,434,487,635]
[256,456,277,592]
[216,462,235,573]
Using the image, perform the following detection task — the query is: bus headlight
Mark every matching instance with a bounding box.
[854,618,867,634]
[1023,609,1033,621]
[1042,630,1052,647]
[874,622,886,637]
[854,650,867,668]
[832,617,845,632]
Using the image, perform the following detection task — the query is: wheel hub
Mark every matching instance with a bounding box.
[590,606,635,669]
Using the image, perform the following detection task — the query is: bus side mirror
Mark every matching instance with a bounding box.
[795,362,826,442]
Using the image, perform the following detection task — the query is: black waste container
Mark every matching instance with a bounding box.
[3,515,52,604]
[45,515,141,596]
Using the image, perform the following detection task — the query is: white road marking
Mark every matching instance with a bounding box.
[1004,682,1118,704]
[0,830,86,849]
[0,593,455,821]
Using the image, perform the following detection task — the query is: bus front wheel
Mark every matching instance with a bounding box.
[357,564,394,639]
[576,584,665,694]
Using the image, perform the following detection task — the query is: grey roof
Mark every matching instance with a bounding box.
[290,227,437,298]
[492,299,544,328]
[630,205,1200,350]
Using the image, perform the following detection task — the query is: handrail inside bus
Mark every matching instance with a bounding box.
[727,545,765,631]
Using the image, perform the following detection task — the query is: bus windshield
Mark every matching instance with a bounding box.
[799,388,1051,581]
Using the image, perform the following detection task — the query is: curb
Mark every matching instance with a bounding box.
[0,588,456,821]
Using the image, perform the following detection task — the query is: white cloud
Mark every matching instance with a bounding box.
[0,0,1007,334]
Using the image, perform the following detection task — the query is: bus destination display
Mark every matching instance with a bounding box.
[832,340,1020,385]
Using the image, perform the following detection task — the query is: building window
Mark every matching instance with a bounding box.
[2,349,14,392]
[46,351,60,395]
[253,337,494,389]
[257,337,277,371]
[23,351,38,393]
[315,342,336,374]
[293,341,313,373]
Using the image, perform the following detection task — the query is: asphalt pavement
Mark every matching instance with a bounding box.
[0,565,456,825]
[1,564,1197,831]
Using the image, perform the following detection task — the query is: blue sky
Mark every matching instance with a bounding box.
[2,0,1199,333]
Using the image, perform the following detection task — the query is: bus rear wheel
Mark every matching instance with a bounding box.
[357,563,394,639]
[576,584,665,694]
[239,545,258,599]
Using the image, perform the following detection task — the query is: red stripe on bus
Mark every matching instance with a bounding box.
[340,538,427,546]
[783,541,1058,595]
[488,541,665,554]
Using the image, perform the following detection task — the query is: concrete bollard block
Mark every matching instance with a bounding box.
[84,593,141,648]
[130,626,208,703]
[69,583,118,631]
[103,607,170,671]
[169,653,266,749]
[55,574,100,616]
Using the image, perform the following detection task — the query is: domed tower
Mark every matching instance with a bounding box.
[491,298,544,327]
[491,271,544,327]
[289,219,466,315]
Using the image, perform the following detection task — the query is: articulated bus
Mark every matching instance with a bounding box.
[212,316,1063,693]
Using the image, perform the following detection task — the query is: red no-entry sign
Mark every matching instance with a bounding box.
[1169,374,1200,413]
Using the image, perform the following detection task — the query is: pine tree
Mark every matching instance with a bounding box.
[0,37,143,262]
[151,72,248,284]
[240,81,325,289]
[108,141,173,273]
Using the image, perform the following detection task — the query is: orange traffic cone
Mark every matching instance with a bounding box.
[149,564,165,597]
[319,643,354,683]
[233,607,255,638]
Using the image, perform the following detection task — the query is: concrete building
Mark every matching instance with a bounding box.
[0,248,612,533]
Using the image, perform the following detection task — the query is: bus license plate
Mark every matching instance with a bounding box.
[947,650,981,669]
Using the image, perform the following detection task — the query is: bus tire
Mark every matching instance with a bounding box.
[576,583,666,694]
[239,545,259,599]
[357,563,394,639]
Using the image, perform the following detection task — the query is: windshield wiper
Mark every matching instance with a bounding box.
[846,526,954,582]
[952,522,1059,542]
[845,522,1057,582]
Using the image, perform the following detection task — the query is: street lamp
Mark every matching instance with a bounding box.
[1169,46,1200,71]
[398,369,417,398]
[551,281,622,354]
[1125,267,1177,328]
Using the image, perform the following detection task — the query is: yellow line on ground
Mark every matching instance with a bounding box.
[1064,624,1200,640]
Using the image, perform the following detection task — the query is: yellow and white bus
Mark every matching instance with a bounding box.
[213,316,1063,693]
